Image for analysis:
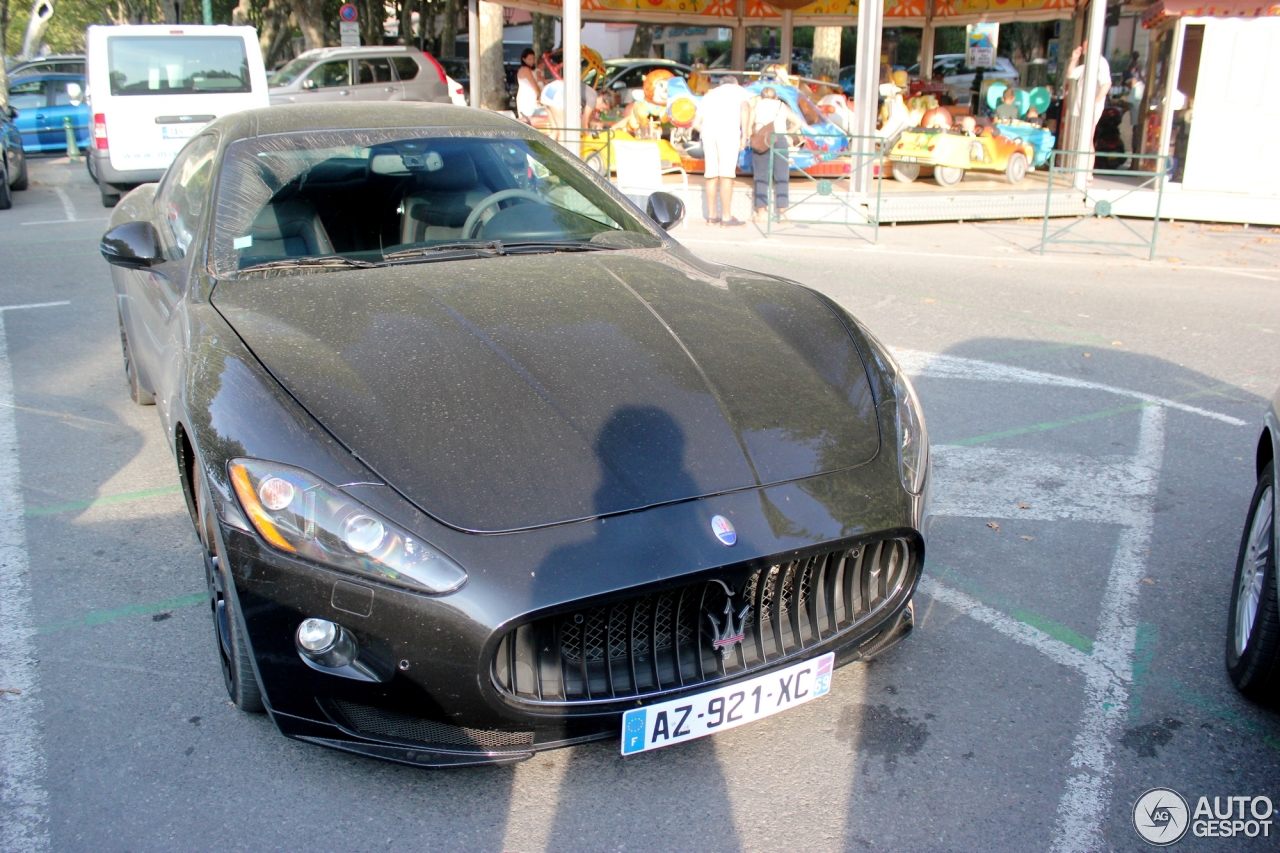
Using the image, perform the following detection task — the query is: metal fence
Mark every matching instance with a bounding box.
[764,133,884,241]
[1039,150,1168,261]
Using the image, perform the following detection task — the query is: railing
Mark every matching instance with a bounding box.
[530,123,617,175]
[764,132,884,241]
[1040,150,1168,261]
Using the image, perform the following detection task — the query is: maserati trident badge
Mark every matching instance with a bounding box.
[710,515,736,546]
[707,581,749,656]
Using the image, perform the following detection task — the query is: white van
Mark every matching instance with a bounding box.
[86,24,268,207]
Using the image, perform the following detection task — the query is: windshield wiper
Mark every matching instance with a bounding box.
[240,255,379,271]
[382,239,614,262]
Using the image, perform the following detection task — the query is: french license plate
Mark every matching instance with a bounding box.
[620,652,834,755]
[160,124,202,140]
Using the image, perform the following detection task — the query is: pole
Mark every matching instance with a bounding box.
[203,0,212,25]
[467,0,480,108]
[852,0,884,195]
[780,9,793,74]
[920,0,935,79]
[564,0,582,153]
[731,0,746,70]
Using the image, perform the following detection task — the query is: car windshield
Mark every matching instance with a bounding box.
[270,56,314,87]
[211,128,664,276]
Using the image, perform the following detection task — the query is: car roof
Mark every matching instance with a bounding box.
[10,72,84,80]
[294,46,419,61]
[211,102,520,143]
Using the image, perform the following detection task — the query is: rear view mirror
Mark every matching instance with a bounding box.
[101,221,164,269]
[646,191,685,231]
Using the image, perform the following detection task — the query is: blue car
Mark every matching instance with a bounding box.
[7,73,90,153]
[1,102,30,209]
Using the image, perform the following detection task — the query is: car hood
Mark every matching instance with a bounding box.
[212,251,879,532]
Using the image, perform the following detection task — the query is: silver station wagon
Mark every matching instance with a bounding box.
[268,46,450,105]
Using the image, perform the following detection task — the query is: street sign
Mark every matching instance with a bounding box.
[340,20,360,47]
[965,23,999,70]
[339,3,357,21]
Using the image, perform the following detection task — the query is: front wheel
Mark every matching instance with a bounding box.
[1004,152,1028,185]
[1226,461,1280,705]
[934,165,964,187]
[892,161,919,183]
[198,477,264,713]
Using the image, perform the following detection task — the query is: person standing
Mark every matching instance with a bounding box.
[515,48,542,123]
[1066,40,1112,164]
[693,75,751,226]
[747,86,802,224]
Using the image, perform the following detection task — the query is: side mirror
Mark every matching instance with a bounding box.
[101,221,164,269]
[646,191,685,230]
[301,78,317,90]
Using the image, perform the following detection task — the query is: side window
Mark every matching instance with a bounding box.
[155,134,219,259]
[358,57,393,84]
[9,80,47,110]
[392,57,419,81]
[307,60,351,88]
[52,80,85,106]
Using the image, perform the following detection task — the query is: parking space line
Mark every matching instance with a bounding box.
[0,316,50,853]
[52,188,76,223]
[26,484,181,517]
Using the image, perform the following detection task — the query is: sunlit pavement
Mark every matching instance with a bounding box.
[1,157,1278,852]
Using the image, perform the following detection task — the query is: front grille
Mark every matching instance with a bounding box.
[493,538,914,704]
[329,699,534,751]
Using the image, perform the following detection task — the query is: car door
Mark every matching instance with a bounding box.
[37,78,90,150]
[128,133,218,414]
[7,78,47,152]
[300,59,355,102]
[351,56,401,101]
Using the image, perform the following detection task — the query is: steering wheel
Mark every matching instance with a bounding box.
[461,189,549,239]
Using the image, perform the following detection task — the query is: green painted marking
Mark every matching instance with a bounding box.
[1129,622,1159,723]
[37,592,205,635]
[26,484,182,517]
[952,402,1151,447]
[932,565,1094,653]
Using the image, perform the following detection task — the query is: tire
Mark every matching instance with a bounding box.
[1004,152,1028,185]
[1226,461,1280,706]
[101,183,121,208]
[893,161,919,183]
[583,150,605,175]
[198,478,265,713]
[0,159,11,210]
[934,165,964,187]
[10,149,28,191]
[117,314,155,405]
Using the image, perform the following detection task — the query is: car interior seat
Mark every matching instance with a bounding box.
[238,199,334,266]
[399,149,491,244]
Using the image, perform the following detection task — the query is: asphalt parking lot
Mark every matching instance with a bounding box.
[2,157,1279,852]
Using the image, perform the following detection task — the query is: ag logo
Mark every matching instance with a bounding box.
[1133,788,1190,846]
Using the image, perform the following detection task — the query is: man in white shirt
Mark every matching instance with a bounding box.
[540,79,598,142]
[693,75,751,226]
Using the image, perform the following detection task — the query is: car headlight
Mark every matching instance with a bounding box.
[228,459,467,594]
[894,370,928,495]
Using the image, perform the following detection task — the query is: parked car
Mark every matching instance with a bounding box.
[7,53,85,79]
[908,54,1020,90]
[7,73,90,153]
[1227,392,1280,706]
[0,102,30,209]
[268,46,450,106]
[588,58,692,105]
[86,24,269,208]
[437,57,469,104]
[97,101,927,767]
[838,64,856,97]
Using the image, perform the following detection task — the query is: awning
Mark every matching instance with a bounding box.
[501,0,1078,26]
[1142,0,1280,27]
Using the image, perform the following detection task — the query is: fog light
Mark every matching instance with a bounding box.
[297,618,338,653]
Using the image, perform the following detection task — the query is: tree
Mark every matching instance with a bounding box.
[531,11,552,61]
[626,23,651,59]
[287,0,323,50]
[438,0,455,57]
[812,25,840,80]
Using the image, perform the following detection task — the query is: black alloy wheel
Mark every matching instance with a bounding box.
[117,313,155,405]
[1226,461,1280,705]
[197,476,265,713]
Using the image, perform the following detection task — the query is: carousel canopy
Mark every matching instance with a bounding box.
[501,0,1080,26]
[1142,0,1280,26]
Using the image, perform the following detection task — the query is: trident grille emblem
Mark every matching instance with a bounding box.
[706,581,750,656]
